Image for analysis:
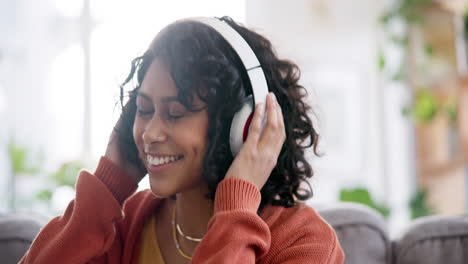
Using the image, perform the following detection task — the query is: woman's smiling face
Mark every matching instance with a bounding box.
[133,59,210,197]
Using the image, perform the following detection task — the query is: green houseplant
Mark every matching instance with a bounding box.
[7,138,42,209]
[339,187,391,218]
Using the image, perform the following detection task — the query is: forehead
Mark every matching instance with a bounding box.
[139,59,178,99]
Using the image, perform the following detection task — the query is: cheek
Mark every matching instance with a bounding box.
[177,118,209,157]
[195,119,210,155]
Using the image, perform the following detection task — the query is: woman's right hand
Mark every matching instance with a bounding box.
[105,101,147,183]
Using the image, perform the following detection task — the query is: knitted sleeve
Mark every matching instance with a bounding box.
[19,157,138,264]
[191,177,270,263]
[262,206,345,264]
[190,177,344,264]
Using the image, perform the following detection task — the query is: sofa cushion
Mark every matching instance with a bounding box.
[318,202,391,264]
[394,215,468,264]
[0,213,47,264]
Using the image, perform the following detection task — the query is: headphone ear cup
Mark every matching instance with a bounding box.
[230,95,254,156]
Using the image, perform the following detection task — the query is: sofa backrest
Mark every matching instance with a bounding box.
[0,213,47,264]
[393,215,468,264]
[319,202,391,264]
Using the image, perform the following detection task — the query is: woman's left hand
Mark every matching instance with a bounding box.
[224,92,286,191]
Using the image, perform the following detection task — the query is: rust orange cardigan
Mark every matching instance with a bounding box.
[20,157,344,263]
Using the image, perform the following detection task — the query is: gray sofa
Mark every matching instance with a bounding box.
[2,202,468,263]
[319,203,468,263]
[0,213,47,264]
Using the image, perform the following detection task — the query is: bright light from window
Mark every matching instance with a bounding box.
[51,0,84,18]
[91,0,245,22]
[51,185,75,212]
[0,84,5,115]
[47,44,84,163]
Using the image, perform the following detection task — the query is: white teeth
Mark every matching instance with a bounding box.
[147,155,180,166]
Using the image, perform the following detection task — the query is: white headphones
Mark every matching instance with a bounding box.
[188,17,270,156]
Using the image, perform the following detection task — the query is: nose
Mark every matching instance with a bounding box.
[142,114,168,145]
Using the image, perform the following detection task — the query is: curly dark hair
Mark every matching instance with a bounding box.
[117,16,319,212]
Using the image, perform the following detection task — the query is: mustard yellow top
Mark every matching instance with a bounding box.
[139,214,165,264]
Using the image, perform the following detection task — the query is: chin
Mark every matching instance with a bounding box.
[148,172,206,198]
[149,188,175,199]
[147,177,174,197]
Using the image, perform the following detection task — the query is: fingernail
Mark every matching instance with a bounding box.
[269,92,275,99]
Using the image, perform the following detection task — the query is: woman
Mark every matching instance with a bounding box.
[20,16,344,263]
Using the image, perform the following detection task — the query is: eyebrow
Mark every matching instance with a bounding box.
[136,91,179,103]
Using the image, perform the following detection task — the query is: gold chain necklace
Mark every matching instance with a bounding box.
[176,223,203,242]
[171,205,204,260]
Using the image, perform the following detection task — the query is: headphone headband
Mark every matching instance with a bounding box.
[187,17,269,107]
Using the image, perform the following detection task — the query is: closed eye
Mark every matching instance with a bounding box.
[136,108,154,117]
[166,112,185,120]
[166,103,187,120]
